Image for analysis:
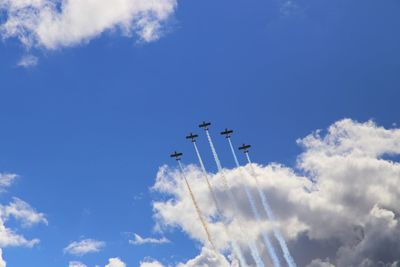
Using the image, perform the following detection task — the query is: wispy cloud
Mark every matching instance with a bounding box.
[0,222,40,248]
[279,0,301,17]
[69,261,87,267]
[1,197,48,227]
[0,173,17,191]
[0,196,47,248]
[68,258,126,267]
[64,239,105,256]
[17,55,38,68]
[139,260,165,267]
[129,233,170,245]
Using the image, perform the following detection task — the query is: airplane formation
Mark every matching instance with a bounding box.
[168,121,297,267]
[171,121,251,162]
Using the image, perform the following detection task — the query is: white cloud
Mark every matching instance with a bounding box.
[0,172,46,267]
[105,258,126,267]
[69,261,87,267]
[306,259,335,267]
[176,247,234,267]
[139,260,164,267]
[148,119,400,266]
[64,239,105,256]
[0,249,6,267]
[0,173,17,191]
[0,0,178,49]
[0,197,46,248]
[0,218,39,247]
[17,54,38,67]
[129,233,170,245]
[279,0,300,17]
[0,181,45,249]
[0,197,48,227]
[138,247,237,267]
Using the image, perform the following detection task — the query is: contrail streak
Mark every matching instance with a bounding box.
[177,160,216,251]
[193,142,249,267]
[193,142,221,220]
[227,138,281,267]
[245,153,298,267]
[205,130,266,267]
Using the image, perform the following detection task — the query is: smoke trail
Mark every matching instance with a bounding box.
[177,161,216,251]
[193,142,220,212]
[206,130,223,171]
[245,153,298,267]
[193,142,249,267]
[227,138,281,267]
[205,130,266,267]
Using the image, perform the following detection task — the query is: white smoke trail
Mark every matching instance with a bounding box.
[193,142,249,267]
[206,130,223,171]
[205,130,266,267]
[227,138,281,267]
[245,153,298,267]
[193,142,221,215]
[177,160,217,251]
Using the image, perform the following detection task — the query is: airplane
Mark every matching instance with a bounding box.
[186,132,198,142]
[170,151,183,160]
[199,121,211,130]
[220,128,233,138]
[238,144,251,152]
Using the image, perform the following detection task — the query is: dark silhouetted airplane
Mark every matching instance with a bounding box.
[186,133,198,142]
[238,144,251,152]
[220,128,233,138]
[199,121,211,130]
[170,151,183,160]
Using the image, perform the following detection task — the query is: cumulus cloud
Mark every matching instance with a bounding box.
[129,233,170,245]
[0,0,178,49]
[176,247,235,267]
[138,247,237,267]
[148,119,400,266]
[105,258,126,267]
[64,239,105,256]
[138,248,235,267]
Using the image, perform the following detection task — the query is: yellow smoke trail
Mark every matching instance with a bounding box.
[177,160,217,252]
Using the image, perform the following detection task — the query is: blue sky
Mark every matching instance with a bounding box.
[0,0,400,266]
